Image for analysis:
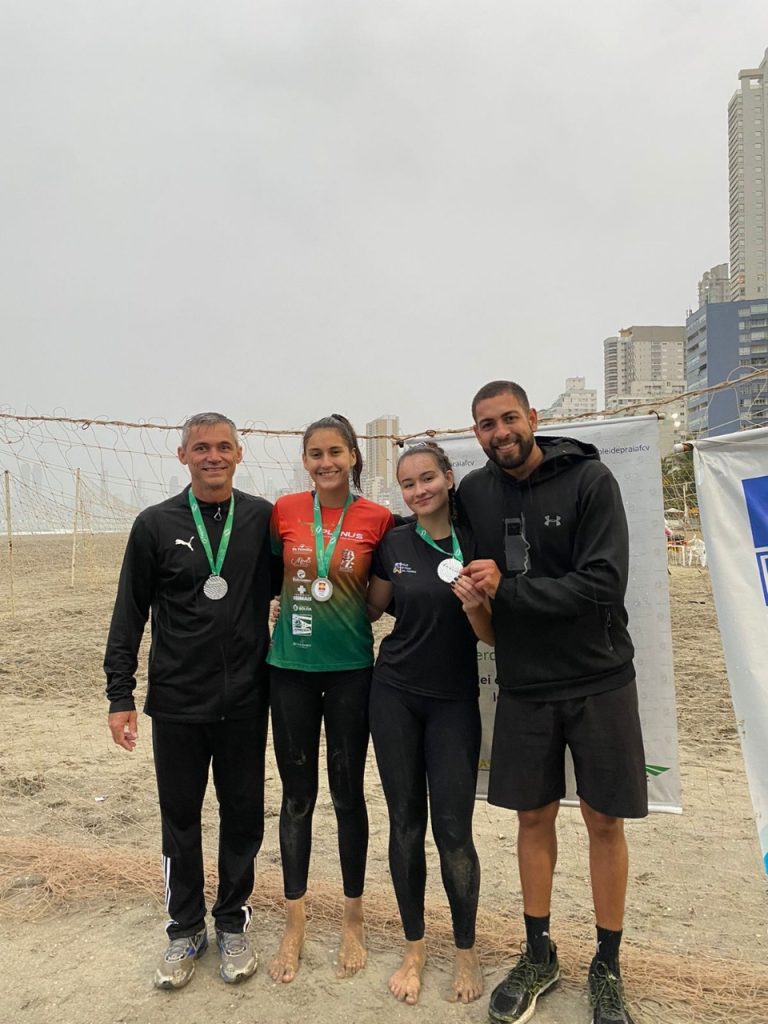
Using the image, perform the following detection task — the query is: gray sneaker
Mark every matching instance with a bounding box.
[216,928,258,984]
[154,928,208,990]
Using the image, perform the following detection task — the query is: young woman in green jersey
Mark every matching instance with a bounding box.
[366,442,493,1006]
[267,414,394,983]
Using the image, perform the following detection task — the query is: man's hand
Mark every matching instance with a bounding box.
[462,559,502,599]
[108,711,138,752]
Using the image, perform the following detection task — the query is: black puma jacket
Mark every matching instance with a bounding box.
[104,486,280,721]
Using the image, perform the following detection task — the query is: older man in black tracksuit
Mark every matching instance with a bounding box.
[104,412,279,991]
[458,381,647,1024]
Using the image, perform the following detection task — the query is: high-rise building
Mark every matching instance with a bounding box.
[291,458,309,493]
[728,49,768,300]
[365,414,399,488]
[685,298,768,436]
[539,377,597,421]
[364,415,400,506]
[603,325,687,453]
[686,302,741,437]
[682,49,768,436]
[698,263,730,306]
[603,326,686,404]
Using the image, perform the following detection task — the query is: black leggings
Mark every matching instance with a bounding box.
[369,679,481,948]
[269,666,372,900]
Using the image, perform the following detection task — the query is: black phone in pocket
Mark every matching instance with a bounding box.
[504,517,529,575]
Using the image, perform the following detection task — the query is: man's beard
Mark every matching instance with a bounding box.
[483,432,535,471]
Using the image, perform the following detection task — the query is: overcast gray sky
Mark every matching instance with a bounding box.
[2,1,767,436]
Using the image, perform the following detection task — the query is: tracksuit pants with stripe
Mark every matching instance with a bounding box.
[151,695,269,939]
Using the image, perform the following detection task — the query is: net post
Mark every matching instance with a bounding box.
[70,468,81,589]
[3,470,15,618]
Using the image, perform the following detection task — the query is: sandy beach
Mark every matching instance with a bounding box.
[1,533,767,1024]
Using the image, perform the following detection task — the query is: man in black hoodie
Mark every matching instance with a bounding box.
[458,381,646,1024]
[104,412,278,991]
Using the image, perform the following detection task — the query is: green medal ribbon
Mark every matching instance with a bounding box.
[415,522,464,564]
[188,490,235,577]
[313,491,353,578]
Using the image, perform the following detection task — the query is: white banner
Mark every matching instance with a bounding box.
[693,426,768,874]
[438,415,681,813]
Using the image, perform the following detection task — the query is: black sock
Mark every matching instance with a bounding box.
[595,926,622,974]
[524,913,551,963]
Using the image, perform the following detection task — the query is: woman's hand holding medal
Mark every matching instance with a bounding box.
[451,574,492,616]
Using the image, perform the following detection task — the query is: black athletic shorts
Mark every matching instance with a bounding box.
[487,678,648,819]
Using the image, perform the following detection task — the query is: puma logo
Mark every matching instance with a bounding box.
[175,536,194,551]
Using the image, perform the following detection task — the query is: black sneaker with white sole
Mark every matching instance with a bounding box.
[588,958,636,1024]
[488,943,560,1024]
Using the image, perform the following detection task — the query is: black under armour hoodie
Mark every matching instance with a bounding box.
[457,436,635,701]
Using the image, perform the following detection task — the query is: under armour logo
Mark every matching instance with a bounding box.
[544,515,561,527]
[175,536,194,551]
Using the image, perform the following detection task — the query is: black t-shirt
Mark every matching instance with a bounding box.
[372,522,479,699]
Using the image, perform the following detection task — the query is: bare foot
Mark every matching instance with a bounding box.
[450,946,484,1003]
[388,940,427,1005]
[268,898,305,983]
[336,896,367,978]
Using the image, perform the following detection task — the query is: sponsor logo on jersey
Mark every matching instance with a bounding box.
[316,527,365,542]
[544,515,561,527]
[292,613,312,636]
[339,549,355,572]
[175,536,194,551]
[393,562,416,574]
[291,557,312,568]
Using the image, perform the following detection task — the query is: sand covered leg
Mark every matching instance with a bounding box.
[450,946,483,1003]
[336,895,367,977]
[388,939,427,1004]
[269,896,305,983]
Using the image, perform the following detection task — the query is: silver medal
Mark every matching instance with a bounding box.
[204,574,229,600]
[436,557,463,584]
[310,577,334,602]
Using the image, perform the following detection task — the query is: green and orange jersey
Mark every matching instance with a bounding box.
[267,491,394,672]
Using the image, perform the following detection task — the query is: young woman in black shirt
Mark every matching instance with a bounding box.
[367,442,493,1006]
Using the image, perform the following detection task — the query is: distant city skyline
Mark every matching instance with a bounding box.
[684,49,768,437]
